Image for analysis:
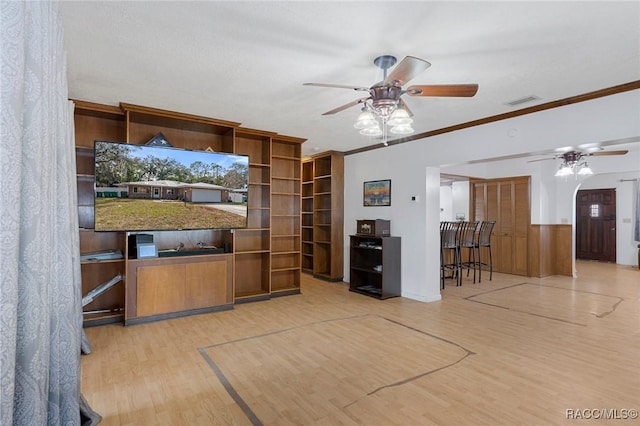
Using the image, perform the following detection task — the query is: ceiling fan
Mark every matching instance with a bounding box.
[528,148,629,177]
[303,54,478,120]
[528,149,629,164]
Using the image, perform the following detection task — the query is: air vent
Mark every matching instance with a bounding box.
[505,95,541,107]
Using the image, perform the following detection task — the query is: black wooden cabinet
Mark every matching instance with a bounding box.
[349,235,401,299]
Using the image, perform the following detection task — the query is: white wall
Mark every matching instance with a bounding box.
[440,181,470,221]
[344,89,640,302]
[452,181,470,220]
[439,185,453,221]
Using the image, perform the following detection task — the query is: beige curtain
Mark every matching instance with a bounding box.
[1,1,84,424]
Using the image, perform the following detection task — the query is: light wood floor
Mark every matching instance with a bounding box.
[81,261,640,425]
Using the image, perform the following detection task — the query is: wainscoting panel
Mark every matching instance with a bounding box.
[529,224,572,277]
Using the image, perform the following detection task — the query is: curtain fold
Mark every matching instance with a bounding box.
[1,1,83,424]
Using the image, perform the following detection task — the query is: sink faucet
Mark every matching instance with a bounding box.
[176,242,184,251]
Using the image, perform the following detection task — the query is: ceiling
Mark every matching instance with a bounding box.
[59,1,640,157]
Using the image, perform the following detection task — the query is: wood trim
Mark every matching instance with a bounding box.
[271,134,307,144]
[120,102,242,128]
[470,176,531,184]
[309,150,344,159]
[345,80,640,156]
[235,127,279,137]
[72,99,124,115]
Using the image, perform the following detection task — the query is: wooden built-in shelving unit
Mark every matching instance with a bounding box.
[73,100,304,325]
[301,152,344,281]
[270,139,302,295]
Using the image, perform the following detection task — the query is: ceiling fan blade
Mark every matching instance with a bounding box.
[527,157,556,163]
[321,97,370,115]
[398,98,414,117]
[588,150,629,156]
[303,82,369,91]
[406,84,479,97]
[383,56,431,86]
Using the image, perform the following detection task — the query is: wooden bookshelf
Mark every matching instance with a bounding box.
[302,152,344,281]
[73,100,304,324]
[270,138,302,295]
[233,130,273,302]
[349,235,401,299]
[301,161,314,273]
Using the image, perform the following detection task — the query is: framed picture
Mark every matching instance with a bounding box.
[363,179,391,206]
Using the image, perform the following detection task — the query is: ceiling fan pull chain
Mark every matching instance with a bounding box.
[382,120,388,146]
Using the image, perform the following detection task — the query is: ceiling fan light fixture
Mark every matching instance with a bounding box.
[577,163,593,175]
[359,126,383,137]
[389,124,414,135]
[387,108,413,126]
[555,164,573,177]
[354,110,377,129]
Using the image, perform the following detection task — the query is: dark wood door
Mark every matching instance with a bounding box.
[576,189,616,262]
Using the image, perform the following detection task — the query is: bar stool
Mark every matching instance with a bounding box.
[474,220,496,282]
[440,221,461,287]
[459,221,479,283]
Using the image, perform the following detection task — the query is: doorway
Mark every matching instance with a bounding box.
[576,189,616,262]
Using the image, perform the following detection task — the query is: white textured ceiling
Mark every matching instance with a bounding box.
[59,1,640,157]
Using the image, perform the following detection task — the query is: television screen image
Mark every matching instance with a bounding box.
[94,140,249,231]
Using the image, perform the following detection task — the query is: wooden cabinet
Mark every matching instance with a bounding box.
[127,254,233,323]
[73,100,303,324]
[349,235,401,299]
[302,152,344,281]
[471,176,530,276]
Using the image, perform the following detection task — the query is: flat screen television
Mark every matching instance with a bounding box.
[93,140,249,231]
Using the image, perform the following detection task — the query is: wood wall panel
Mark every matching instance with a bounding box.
[529,224,572,277]
[514,236,529,275]
[554,225,573,276]
[528,225,543,277]
[513,180,530,275]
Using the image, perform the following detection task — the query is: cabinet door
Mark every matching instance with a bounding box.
[185,260,232,309]
[486,182,502,273]
[137,264,186,317]
[498,182,514,274]
[513,179,530,275]
[471,177,529,276]
[473,182,486,221]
